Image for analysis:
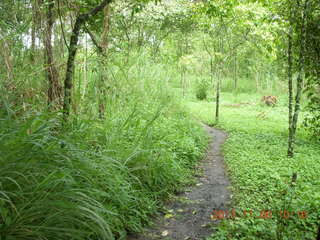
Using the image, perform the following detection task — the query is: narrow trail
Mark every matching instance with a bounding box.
[129,126,231,240]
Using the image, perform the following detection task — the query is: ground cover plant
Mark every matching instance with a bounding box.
[187,93,320,240]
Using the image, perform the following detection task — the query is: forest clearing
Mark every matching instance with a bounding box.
[0,0,319,239]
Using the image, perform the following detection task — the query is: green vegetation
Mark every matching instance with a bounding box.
[1,0,319,239]
[187,93,320,240]
[0,49,208,239]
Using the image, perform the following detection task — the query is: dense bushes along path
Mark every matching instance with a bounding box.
[129,126,231,240]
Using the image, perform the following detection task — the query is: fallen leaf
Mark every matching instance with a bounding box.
[164,213,174,219]
[161,230,169,237]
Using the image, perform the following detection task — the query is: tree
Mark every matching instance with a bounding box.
[287,0,309,157]
[43,0,62,107]
[98,3,111,118]
[63,0,112,118]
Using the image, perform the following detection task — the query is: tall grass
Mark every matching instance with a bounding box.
[0,50,208,239]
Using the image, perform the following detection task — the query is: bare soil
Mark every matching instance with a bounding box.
[128,125,231,240]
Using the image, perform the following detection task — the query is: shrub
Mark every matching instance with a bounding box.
[303,90,320,141]
[196,80,209,101]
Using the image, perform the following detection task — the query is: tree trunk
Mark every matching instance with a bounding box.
[210,58,213,87]
[31,20,36,63]
[44,0,62,107]
[287,7,294,157]
[63,0,111,118]
[215,71,220,123]
[288,0,308,157]
[98,3,110,118]
[234,50,237,90]
[215,34,224,124]
[181,67,186,98]
[101,4,110,53]
[30,0,37,63]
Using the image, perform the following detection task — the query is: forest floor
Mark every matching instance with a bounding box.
[128,125,231,240]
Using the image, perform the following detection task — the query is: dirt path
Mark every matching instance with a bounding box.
[128,126,231,240]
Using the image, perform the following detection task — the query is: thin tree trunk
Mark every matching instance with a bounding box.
[63,0,111,118]
[234,50,237,90]
[30,0,37,63]
[215,70,220,123]
[98,3,110,118]
[215,34,224,124]
[210,56,214,87]
[288,0,308,157]
[287,6,294,157]
[82,34,88,101]
[31,21,36,63]
[101,4,110,52]
[291,0,308,135]
[255,70,259,91]
[64,17,86,118]
[181,67,186,98]
[44,0,62,107]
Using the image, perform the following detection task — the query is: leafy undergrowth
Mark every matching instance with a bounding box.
[0,96,208,240]
[187,93,320,240]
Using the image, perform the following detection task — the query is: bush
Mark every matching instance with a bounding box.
[303,110,320,141]
[303,91,320,141]
[196,80,209,101]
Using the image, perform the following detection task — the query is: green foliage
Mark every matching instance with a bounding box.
[1,0,318,239]
[303,69,320,141]
[187,93,319,240]
[195,79,209,101]
[303,109,320,142]
[0,48,208,239]
[193,0,239,19]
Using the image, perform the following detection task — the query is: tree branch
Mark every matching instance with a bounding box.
[83,24,106,57]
